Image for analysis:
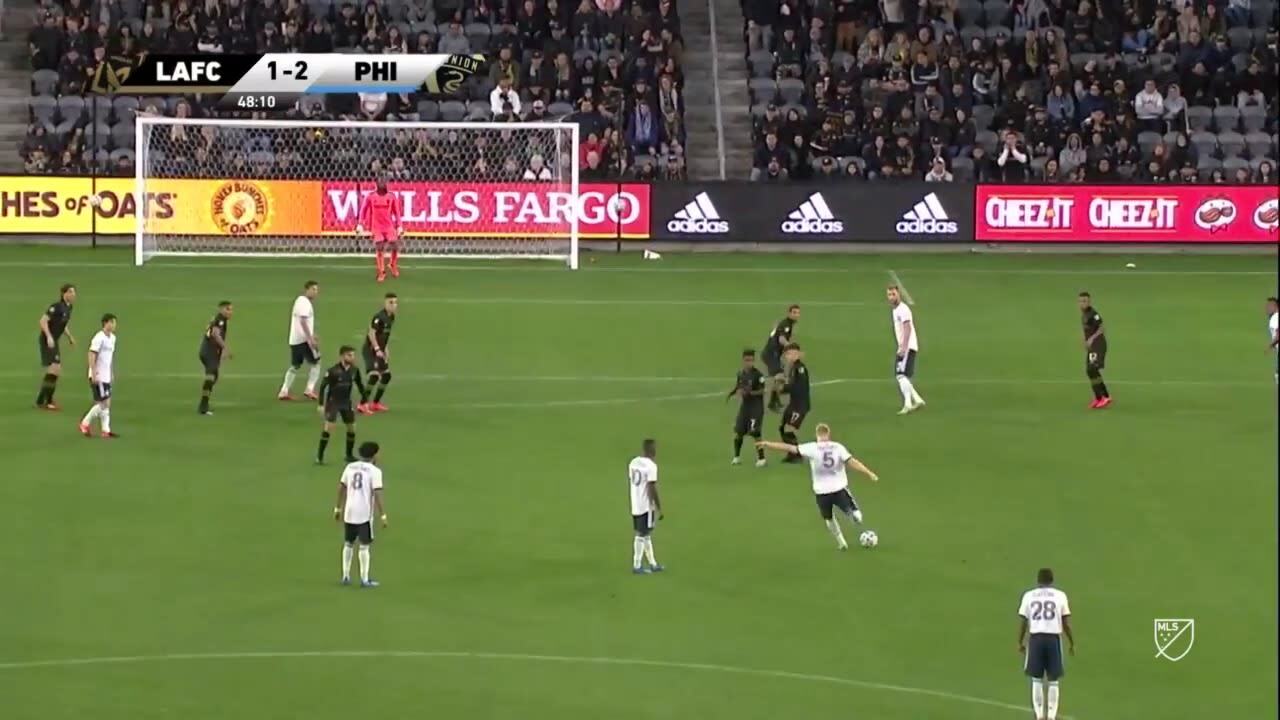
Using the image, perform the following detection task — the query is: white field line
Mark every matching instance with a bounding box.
[0,649,1076,718]
[0,259,1270,276]
[0,295,870,308]
[887,270,915,306]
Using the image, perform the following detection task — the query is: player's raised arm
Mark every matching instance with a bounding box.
[845,455,880,482]
[756,439,800,455]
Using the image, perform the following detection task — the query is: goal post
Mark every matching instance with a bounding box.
[133,116,581,268]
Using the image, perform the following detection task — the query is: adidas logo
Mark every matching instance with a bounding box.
[781,192,845,234]
[896,192,959,235]
[667,192,729,234]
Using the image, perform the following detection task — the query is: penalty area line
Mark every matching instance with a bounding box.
[0,649,1075,718]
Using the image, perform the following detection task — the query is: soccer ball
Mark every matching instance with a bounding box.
[858,531,879,548]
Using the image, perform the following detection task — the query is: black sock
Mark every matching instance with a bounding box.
[754,437,765,460]
[1090,381,1104,400]
[373,385,387,403]
[768,390,780,408]
[199,379,215,411]
[36,373,57,404]
[1097,381,1109,398]
[318,430,331,460]
[781,430,799,457]
[345,431,356,459]
[733,434,744,456]
[366,373,379,393]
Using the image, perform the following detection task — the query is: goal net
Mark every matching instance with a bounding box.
[134,116,580,268]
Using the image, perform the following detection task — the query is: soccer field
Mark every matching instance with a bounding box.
[0,246,1275,720]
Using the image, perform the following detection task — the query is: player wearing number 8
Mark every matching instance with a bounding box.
[1017,568,1075,720]
[335,441,386,588]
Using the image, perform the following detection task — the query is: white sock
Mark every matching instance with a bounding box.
[825,518,846,547]
[632,536,646,569]
[358,545,371,583]
[100,407,111,433]
[910,386,924,405]
[1031,679,1045,719]
[281,367,298,394]
[305,364,321,393]
[846,509,863,524]
[81,403,101,426]
[896,375,915,406]
[341,543,353,580]
[1047,681,1060,720]
[643,537,657,566]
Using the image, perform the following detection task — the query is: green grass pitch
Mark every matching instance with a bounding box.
[0,246,1275,720]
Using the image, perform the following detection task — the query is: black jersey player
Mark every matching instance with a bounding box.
[317,346,369,464]
[729,349,768,467]
[360,293,398,414]
[197,301,234,415]
[780,343,811,463]
[761,305,800,411]
[35,283,78,410]
[1078,292,1111,409]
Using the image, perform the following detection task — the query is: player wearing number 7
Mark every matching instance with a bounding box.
[335,441,387,588]
[757,423,878,550]
[356,176,404,283]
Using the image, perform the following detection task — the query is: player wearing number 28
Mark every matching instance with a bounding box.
[757,423,879,550]
[335,441,387,588]
[1018,568,1075,720]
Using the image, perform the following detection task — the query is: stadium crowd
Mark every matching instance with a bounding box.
[23,0,690,180]
[744,0,1279,182]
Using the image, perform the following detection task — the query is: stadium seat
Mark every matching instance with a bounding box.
[1190,130,1219,157]
[547,101,574,117]
[777,78,805,105]
[1245,131,1274,159]
[781,104,808,119]
[984,25,1012,41]
[972,104,995,130]
[1218,131,1246,158]
[1137,131,1163,155]
[89,96,114,123]
[29,96,58,126]
[32,70,58,96]
[1240,105,1268,133]
[748,78,777,105]
[1213,105,1241,132]
[1029,155,1048,176]
[573,49,597,66]
[1185,105,1213,132]
[1227,27,1253,51]
[750,103,769,118]
[439,100,467,121]
[55,95,84,123]
[982,0,1010,26]
[1196,155,1222,171]
[466,23,492,51]
[951,156,974,180]
[960,26,986,47]
[1150,52,1176,72]
[416,99,440,121]
[1252,1,1274,26]
[956,0,985,26]
[1222,156,1251,174]
[748,50,774,78]
[111,123,135,150]
[467,103,491,121]
[87,123,112,149]
[112,96,139,124]
[975,129,999,154]
[109,148,135,165]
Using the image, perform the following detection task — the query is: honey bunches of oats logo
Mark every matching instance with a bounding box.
[211,182,270,234]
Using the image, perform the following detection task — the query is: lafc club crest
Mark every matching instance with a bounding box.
[1153,619,1195,662]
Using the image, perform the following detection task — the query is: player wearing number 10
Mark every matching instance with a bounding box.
[1017,568,1075,720]
[335,441,387,588]
[627,439,663,574]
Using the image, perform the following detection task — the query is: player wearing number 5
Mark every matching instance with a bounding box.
[335,441,387,588]
[1018,568,1075,720]
[757,423,879,550]
[356,176,404,283]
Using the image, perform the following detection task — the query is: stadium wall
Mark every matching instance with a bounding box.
[0,175,1275,245]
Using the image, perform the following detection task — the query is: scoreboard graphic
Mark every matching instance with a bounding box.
[92,53,486,112]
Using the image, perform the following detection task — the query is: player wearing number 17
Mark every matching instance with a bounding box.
[1018,568,1075,720]
[335,441,387,588]
[356,177,404,283]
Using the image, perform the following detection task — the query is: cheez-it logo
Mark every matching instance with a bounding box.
[1088,196,1178,230]
[983,196,1074,229]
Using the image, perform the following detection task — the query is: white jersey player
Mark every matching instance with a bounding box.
[1018,568,1075,720]
[888,284,925,414]
[79,313,119,439]
[627,439,664,574]
[280,281,322,400]
[334,440,387,588]
[1267,296,1278,383]
[758,423,879,550]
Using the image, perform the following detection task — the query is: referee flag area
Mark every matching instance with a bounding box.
[0,246,1275,720]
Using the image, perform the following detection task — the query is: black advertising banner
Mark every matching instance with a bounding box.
[650,182,975,243]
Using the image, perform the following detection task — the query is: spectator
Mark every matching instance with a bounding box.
[1256,161,1276,185]
[996,130,1028,181]
[581,149,609,179]
[626,101,659,158]
[752,131,789,180]
[662,153,686,180]
[1208,168,1228,183]
[1163,83,1187,132]
[1058,133,1086,176]
[1042,157,1063,181]
[1134,79,1165,132]
[438,21,471,54]
[924,156,953,181]
[1237,60,1268,110]
[970,145,995,181]
[1112,136,1139,178]
[1231,166,1251,184]
[1088,156,1115,181]
[489,76,522,117]
[523,153,553,180]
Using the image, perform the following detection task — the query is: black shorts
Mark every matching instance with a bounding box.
[38,337,61,366]
[1024,633,1065,680]
[814,487,859,520]
[632,511,655,537]
[735,405,765,436]
[290,342,320,368]
[344,521,374,545]
[200,351,222,377]
[362,345,389,373]
[894,349,918,378]
[90,381,112,402]
[783,405,808,429]
[325,402,356,424]
[762,350,784,376]
[1086,347,1107,372]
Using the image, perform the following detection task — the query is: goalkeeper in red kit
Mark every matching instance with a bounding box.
[356,177,404,283]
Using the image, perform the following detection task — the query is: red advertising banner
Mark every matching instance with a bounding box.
[976,185,1279,243]
[320,181,650,239]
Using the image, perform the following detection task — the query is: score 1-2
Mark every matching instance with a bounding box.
[266,60,309,80]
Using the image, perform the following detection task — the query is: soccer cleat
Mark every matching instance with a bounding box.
[376,273,386,284]
[357,403,375,415]
[78,422,91,437]
[315,458,325,465]
[1088,398,1102,409]
[755,458,768,468]
[370,402,389,413]
[198,408,213,416]
[632,566,651,575]
[649,564,665,573]
[360,579,380,588]
[911,398,926,410]
[43,402,61,411]
[837,540,849,551]
[101,431,120,439]
[897,405,913,415]
[341,577,351,586]
[303,391,319,400]
[278,393,294,401]
[390,265,400,278]
[730,457,741,466]
[1095,396,1112,409]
